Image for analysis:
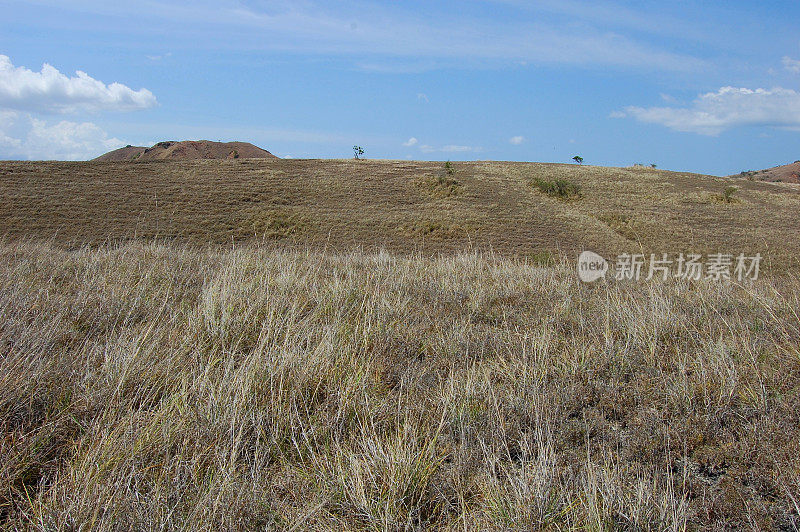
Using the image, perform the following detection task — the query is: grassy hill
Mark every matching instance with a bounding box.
[1,158,799,270]
[2,159,800,529]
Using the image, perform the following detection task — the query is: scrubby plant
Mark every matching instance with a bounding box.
[353,145,365,159]
[532,177,581,199]
[417,161,461,198]
[737,170,758,181]
[721,185,738,203]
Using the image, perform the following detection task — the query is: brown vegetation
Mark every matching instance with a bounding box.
[732,160,800,184]
[1,159,798,270]
[1,241,798,529]
[2,159,800,529]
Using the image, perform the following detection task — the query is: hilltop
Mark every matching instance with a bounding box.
[1,158,798,270]
[93,140,277,161]
[732,160,800,184]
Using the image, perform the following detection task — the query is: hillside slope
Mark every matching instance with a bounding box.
[732,160,800,183]
[1,159,799,270]
[94,140,277,161]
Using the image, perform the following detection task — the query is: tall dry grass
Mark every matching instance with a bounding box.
[1,241,799,530]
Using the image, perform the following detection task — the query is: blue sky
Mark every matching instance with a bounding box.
[1,0,799,175]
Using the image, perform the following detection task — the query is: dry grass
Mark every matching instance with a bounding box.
[2,159,800,271]
[2,240,799,530]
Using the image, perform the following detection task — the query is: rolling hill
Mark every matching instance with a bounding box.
[3,158,800,529]
[1,158,799,271]
[93,140,277,161]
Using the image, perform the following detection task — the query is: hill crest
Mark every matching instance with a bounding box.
[94,140,278,162]
[732,160,800,184]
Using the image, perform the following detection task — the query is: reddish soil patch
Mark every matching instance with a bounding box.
[94,140,277,161]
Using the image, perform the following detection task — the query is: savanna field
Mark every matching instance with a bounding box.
[1,160,800,529]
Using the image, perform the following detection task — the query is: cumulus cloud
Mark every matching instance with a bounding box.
[616,86,800,135]
[0,55,157,114]
[509,135,525,145]
[402,137,418,147]
[783,56,800,74]
[0,112,125,160]
[0,110,22,150]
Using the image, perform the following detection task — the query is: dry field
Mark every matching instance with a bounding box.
[1,241,799,529]
[1,160,800,529]
[1,159,799,270]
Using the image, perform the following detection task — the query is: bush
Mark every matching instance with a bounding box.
[417,162,461,198]
[531,177,581,200]
[709,186,739,204]
[721,186,738,203]
[737,170,757,181]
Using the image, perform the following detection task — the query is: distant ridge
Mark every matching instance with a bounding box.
[94,140,278,161]
[731,160,800,184]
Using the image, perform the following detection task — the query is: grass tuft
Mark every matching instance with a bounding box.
[531,177,582,200]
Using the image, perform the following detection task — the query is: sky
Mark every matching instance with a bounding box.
[0,0,799,175]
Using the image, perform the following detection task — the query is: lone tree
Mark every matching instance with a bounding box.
[572,155,584,165]
[353,146,365,160]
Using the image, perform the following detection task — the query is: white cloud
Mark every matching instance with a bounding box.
[0,55,157,114]
[0,112,125,160]
[616,86,800,135]
[783,56,800,74]
[146,52,173,61]
[509,135,525,145]
[420,144,481,153]
[21,3,706,73]
[230,3,705,72]
[0,110,22,150]
[403,137,418,147]
[417,93,429,103]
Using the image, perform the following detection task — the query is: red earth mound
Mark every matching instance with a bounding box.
[94,141,278,161]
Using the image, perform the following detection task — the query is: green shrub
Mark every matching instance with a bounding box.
[418,162,461,198]
[531,177,581,200]
[718,186,739,204]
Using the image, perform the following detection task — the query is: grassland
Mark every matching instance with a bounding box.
[1,159,799,270]
[1,160,800,529]
[1,241,799,529]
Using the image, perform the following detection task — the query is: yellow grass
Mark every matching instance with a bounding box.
[2,240,799,529]
[1,159,799,271]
